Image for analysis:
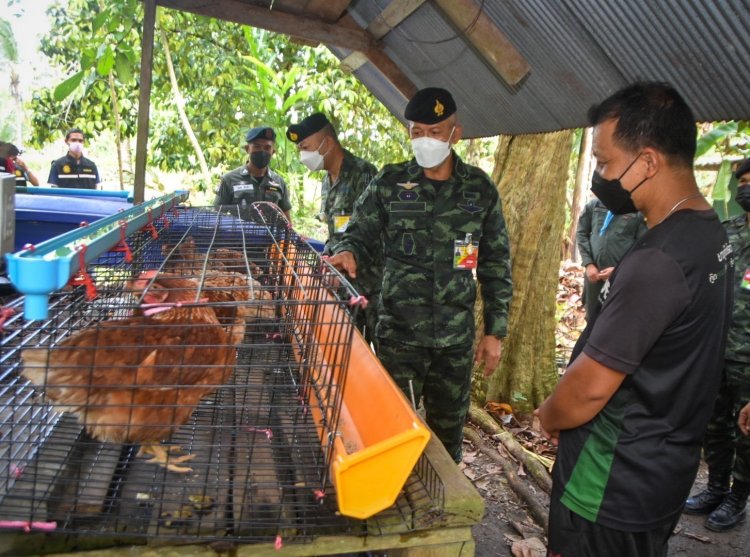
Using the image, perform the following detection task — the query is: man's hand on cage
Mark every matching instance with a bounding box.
[328,251,358,279]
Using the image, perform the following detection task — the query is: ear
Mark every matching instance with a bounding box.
[451,123,463,145]
[244,144,250,154]
[640,147,661,178]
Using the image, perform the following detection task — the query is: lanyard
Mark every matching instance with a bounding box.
[599,211,614,236]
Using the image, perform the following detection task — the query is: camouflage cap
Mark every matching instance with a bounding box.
[404,87,456,124]
[245,127,276,143]
[735,158,750,180]
[286,113,329,144]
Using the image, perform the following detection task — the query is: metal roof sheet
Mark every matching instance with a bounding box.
[340,0,750,136]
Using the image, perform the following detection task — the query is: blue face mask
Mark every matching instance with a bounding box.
[590,154,648,215]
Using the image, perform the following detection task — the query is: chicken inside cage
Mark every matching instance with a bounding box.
[0,204,435,553]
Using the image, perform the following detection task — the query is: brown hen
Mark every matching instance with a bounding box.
[20,275,237,473]
[161,237,262,277]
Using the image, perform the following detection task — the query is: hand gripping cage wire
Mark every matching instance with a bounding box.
[0,201,437,553]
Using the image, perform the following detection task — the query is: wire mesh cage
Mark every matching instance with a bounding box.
[0,202,443,553]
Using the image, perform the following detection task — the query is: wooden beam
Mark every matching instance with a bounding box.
[134,0,156,204]
[433,0,529,86]
[155,0,373,52]
[367,0,427,40]
[339,14,418,101]
[340,51,369,73]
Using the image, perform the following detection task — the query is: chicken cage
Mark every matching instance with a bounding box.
[0,196,454,555]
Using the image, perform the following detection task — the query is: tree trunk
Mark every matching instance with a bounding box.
[107,70,125,189]
[10,67,21,143]
[159,26,212,188]
[564,127,593,261]
[477,131,574,411]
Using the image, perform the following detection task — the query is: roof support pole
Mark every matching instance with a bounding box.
[134,0,156,204]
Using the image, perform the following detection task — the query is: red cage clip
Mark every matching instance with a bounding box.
[67,245,98,301]
[141,209,158,239]
[0,521,57,533]
[348,295,368,309]
[111,221,133,263]
[0,307,15,332]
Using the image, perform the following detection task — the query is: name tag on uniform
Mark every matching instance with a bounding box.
[742,268,750,290]
[334,215,351,233]
[233,183,254,192]
[453,234,479,270]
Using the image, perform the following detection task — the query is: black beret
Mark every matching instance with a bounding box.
[245,127,276,143]
[404,87,456,124]
[286,113,329,144]
[735,158,750,180]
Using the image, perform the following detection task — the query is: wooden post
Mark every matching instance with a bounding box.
[134,0,156,204]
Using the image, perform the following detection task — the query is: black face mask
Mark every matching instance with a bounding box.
[736,185,750,212]
[250,151,272,169]
[590,154,648,215]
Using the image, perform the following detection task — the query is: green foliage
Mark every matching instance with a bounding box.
[29,0,408,229]
[0,18,18,62]
[696,120,750,160]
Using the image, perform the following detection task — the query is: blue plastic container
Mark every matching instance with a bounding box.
[14,192,132,251]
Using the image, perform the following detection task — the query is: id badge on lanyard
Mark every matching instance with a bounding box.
[334,214,351,233]
[453,233,479,270]
[741,268,750,291]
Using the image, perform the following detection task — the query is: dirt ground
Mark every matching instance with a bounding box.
[463,426,750,557]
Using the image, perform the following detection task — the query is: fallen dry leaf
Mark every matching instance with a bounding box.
[511,537,547,557]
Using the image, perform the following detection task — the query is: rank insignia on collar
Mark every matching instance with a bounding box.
[397,181,419,190]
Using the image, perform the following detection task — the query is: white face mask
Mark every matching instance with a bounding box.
[411,127,455,169]
[68,141,84,155]
[299,138,327,171]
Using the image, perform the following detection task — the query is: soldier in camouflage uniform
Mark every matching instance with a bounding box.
[214,127,292,222]
[685,158,750,531]
[329,88,513,462]
[287,113,382,347]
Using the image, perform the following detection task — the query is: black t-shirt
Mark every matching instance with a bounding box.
[554,209,733,532]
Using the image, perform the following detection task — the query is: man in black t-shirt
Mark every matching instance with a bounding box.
[536,82,733,557]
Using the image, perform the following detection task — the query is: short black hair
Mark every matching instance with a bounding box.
[588,82,696,168]
[65,127,85,141]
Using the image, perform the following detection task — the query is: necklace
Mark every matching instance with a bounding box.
[657,192,703,225]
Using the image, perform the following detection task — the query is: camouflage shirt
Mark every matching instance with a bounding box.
[334,154,513,348]
[724,213,750,362]
[321,149,381,297]
[214,165,291,220]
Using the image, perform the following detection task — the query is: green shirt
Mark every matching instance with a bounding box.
[724,213,750,362]
[321,150,381,297]
[335,154,513,347]
[214,165,291,220]
[576,199,646,270]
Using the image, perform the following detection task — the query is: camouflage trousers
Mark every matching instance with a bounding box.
[703,360,750,485]
[376,337,473,463]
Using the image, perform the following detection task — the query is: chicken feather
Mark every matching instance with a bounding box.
[20,276,236,473]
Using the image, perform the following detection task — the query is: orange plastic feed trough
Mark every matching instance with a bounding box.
[278,242,430,519]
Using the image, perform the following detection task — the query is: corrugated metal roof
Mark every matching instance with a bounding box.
[155,0,750,137]
[339,0,750,137]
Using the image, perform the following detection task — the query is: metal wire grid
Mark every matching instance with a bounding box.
[0,205,445,552]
